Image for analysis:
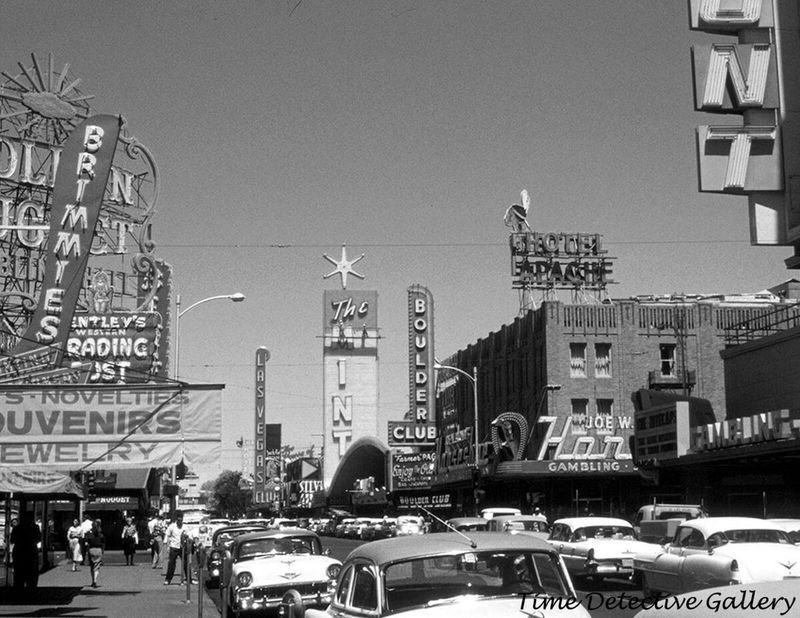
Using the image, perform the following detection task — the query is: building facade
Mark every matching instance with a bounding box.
[433,292,800,520]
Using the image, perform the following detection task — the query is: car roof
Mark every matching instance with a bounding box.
[552,517,633,528]
[231,528,319,545]
[213,524,268,535]
[446,517,486,525]
[491,515,548,523]
[674,517,785,535]
[346,531,554,564]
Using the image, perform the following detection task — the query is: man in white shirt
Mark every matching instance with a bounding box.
[163,513,188,585]
[78,514,94,566]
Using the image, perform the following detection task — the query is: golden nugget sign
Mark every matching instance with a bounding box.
[0,385,222,469]
[510,232,614,290]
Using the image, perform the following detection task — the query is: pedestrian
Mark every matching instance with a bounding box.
[84,519,105,588]
[67,517,83,571]
[78,513,93,565]
[9,511,41,593]
[148,513,166,569]
[121,516,138,566]
[163,513,188,585]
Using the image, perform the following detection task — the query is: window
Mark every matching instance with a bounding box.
[660,344,676,377]
[335,565,353,605]
[596,399,613,416]
[570,343,586,377]
[571,399,588,435]
[594,343,611,377]
[351,564,377,610]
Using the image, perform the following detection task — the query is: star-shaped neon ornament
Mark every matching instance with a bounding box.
[323,245,365,289]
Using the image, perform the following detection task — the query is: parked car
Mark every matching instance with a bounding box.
[226,528,341,616]
[395,515,425,536]
[335,518,356,538]
[443,517,488,532]
[547,517,657,583]
[480,507,522,520]
[270,518,299,530]
[206,524,269,588]
[370,517,397,540]
[487,514,550,540]
[302,532,591,618]
[633,516,800,596]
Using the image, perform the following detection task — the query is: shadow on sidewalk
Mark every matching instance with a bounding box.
[0,586,83,605]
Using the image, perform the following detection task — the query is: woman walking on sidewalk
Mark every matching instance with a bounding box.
[84,519,105,588]
[67,518,83,571]
[121,516,139,566]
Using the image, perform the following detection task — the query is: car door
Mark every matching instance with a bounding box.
[679,530,719,592]
[648,526,699,594]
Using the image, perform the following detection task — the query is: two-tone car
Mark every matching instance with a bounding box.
[206,523,269,588]
[301,532,591,618]
[547,517,657,583]
[633,516,800,596]
[226,528,341,616]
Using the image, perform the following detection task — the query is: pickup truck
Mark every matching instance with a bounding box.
[633,503,707,544]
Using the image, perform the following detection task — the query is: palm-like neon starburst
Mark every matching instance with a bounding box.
[0,52,93,144]
[323,245,365,289]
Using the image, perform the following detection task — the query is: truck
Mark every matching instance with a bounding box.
[633,503,707,544]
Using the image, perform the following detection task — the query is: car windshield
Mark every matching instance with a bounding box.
[383,549,572,612]
[719,528,792,544]
[505,520,548,532]
[571,526,636,541]
[237,536,317,560]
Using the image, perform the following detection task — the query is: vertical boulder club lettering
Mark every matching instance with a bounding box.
[11,115,122,363]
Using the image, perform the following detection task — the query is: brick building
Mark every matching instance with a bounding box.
[432,289,800,520]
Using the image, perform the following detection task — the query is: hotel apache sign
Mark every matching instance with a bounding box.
[509,232,614,291]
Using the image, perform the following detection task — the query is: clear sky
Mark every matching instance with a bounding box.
[4,1,792,479]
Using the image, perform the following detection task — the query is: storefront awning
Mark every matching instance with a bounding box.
[0,470,84,498]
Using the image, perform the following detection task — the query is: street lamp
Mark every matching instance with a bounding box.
[433,360,479,469]
[434,360,481,514]
[169,292,245,515]
[174,292,246,381]
[524,383,562,456]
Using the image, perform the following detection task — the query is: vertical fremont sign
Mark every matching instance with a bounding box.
[253,346,270,503]
[689,0,800,254]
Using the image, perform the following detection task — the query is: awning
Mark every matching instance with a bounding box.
[0,470,84,498]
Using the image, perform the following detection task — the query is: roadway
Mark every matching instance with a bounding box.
[206,535,645,618]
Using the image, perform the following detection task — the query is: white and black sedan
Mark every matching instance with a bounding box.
[226,528,341,616]
[301,532,591,618]
[547,517,657,583]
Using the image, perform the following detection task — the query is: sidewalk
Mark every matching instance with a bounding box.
[0,549,219,617]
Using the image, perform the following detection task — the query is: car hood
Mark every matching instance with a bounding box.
[372,596,591,618]
[231,555,340,586]
[714,544,800,581]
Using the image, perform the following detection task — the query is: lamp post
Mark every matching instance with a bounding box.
[524,383,562,456]
[433,360,479,513]
[170,292,245,516]
[174,292,246,382]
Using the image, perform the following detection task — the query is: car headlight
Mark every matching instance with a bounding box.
[237,571,253,587]
[327,564,342,580]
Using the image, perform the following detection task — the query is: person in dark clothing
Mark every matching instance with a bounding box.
[10,511,41,592]
[84,519,105,588]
